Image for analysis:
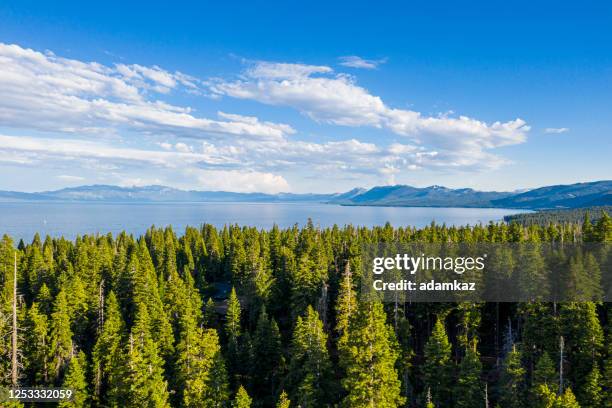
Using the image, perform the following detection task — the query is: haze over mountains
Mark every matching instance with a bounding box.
[0,181,610,210]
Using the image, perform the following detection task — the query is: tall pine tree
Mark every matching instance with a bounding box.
[287,305,331,407]
[341,301,405,407]
[124,305,171,408]
[422,317,452,406]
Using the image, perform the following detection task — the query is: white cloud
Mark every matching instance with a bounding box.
[210,61,530,162]
[0,134,289,193]
[57,174,85,182]
[0,131,495,193]
[174,142,192,153]
[338,56,387,69]
[0,43,293,140]
[0,44,532,192]
[0,134,224,168]
[248,62,332,79]
[544,127,570,134]
[185,168,290,193]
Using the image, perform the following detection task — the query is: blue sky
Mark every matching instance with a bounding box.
[0,0,610,193]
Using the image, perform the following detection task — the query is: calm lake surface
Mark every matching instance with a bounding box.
[0,201,529,241]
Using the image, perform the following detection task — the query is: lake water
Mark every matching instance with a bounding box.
[0,201,529,241]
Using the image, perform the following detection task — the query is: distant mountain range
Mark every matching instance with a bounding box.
[1,181,610,210]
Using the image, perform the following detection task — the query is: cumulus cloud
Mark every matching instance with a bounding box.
[0,44,531,192]
[210,61,530,161]
[544,127,570,134]
[184,168,290,193]
[0,43,293,140]
[338,56,387,69]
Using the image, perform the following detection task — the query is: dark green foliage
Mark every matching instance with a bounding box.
[49,289,73,384]
[422,317,452,406]
[580,365,602,408]
[59,351,89,407]
[203,297,218,328]
[287,305,331,407]
[177,326,229,408]
[0,221,608,407]
[499,344,526,408]
[342,301,405,407]
[559,302,603,398]
[455,342,483,408]
[533,352,557,390]
[251,307,283,403]
[92,291,125,406]
[124,305,171,407]
[505,206,612,226]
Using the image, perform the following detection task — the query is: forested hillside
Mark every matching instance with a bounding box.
[0,214,611,407]
[505,206,612,226]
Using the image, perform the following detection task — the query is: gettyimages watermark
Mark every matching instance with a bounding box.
[361,243,611,302]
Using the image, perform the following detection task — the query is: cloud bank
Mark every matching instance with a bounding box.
[0,44,530,192]
[210,61,529,167]
[0,43,293,140]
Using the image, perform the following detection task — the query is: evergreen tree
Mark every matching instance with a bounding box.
[0,236,19,389]
[532,351,557,399]
[580,365,602,408]
[535,384,581,408]
[395,314,414,403]
[24,302,49,385]
[276,390,291,408]
[174,271,227,406]
[342,301,405,408]
[92,291,125,406]
[225,287,242,340]
[422,317,452,406]
[59,351,89,408]
[251,307,283,402]
[604,330,612,408]
[203,297,218,328]
[594,211,611,241]
[455,341,483,408]
[559,302,603,398]
[134,240,175,359]
[335,260,356,359]
[36,283,53,315]
[225,287,242,386]
[558,388,581,408]
[232,385,252,408]
[3,220,611,408]
[66,276,90,349]
[287,305,331,407]
[582,212,595,242]
[48,289,73,384]
[124,305,171,408]
[178,325,229,408]
[499,344,526,408]
[519,302,558,369]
